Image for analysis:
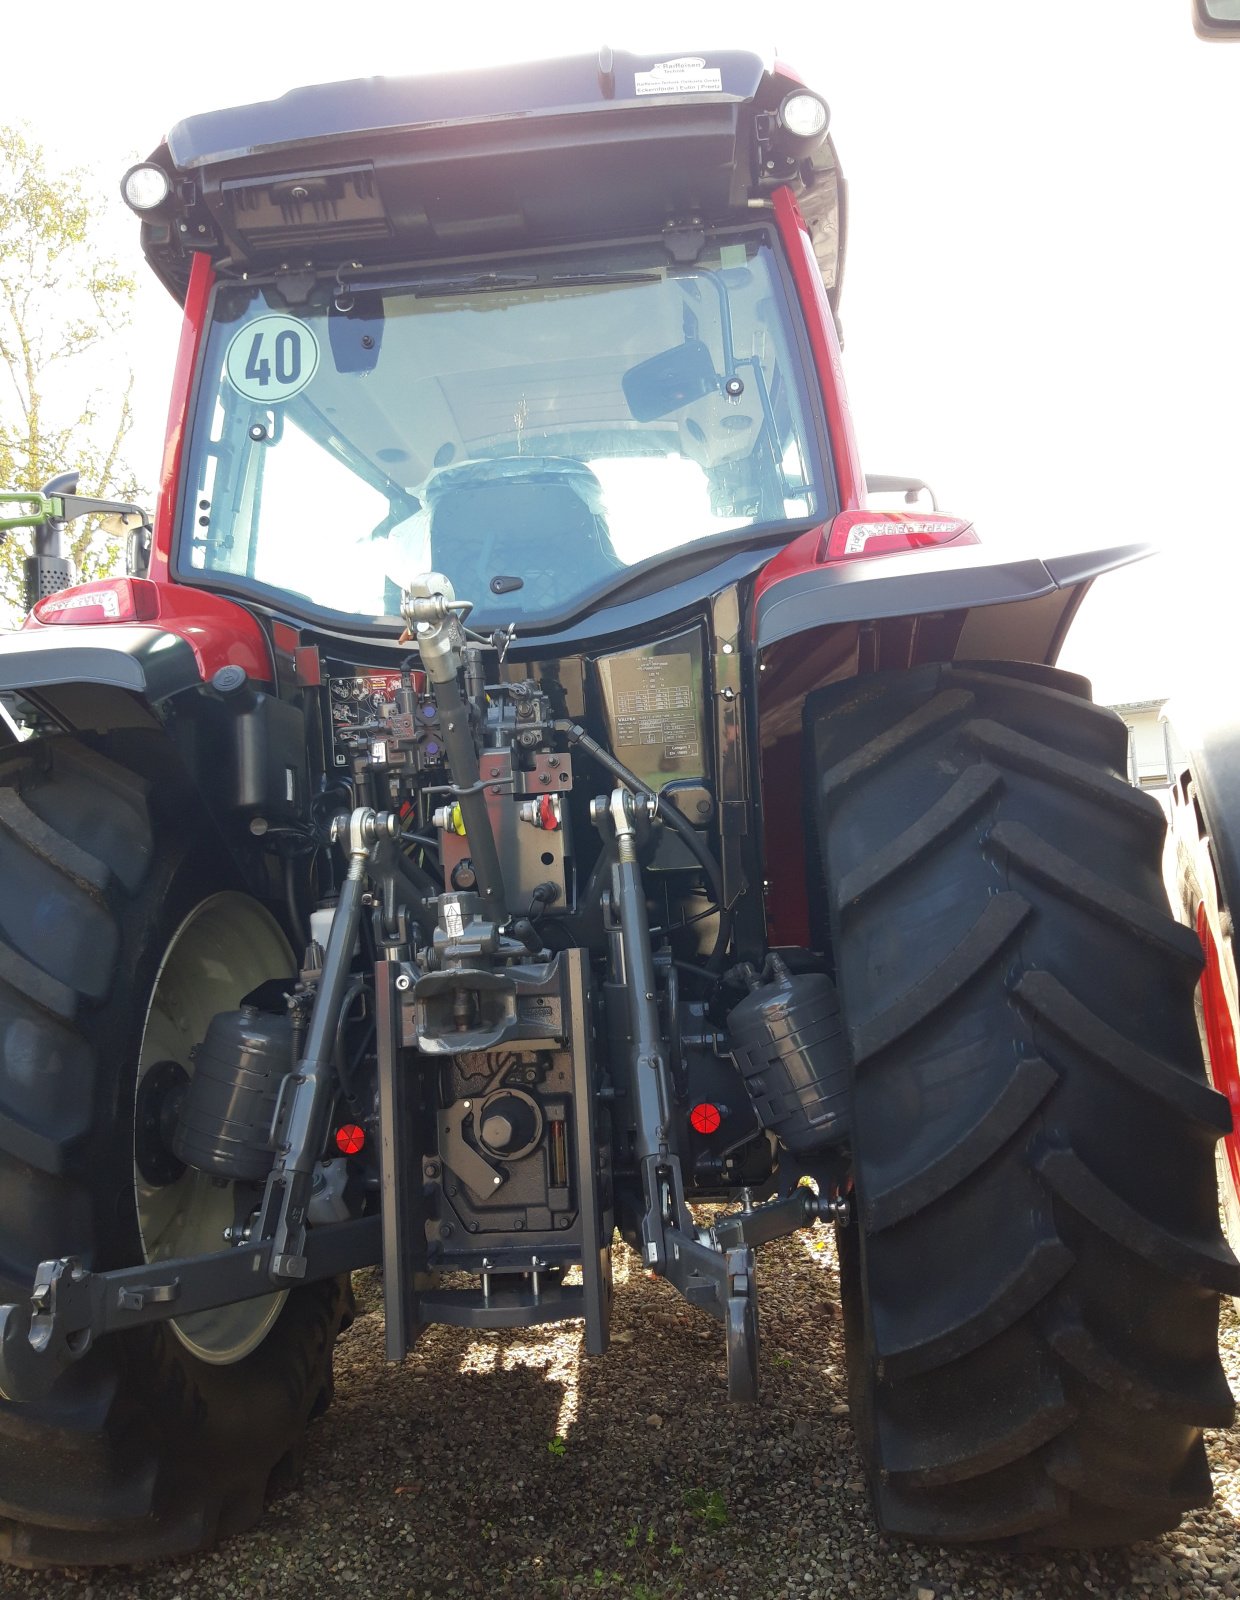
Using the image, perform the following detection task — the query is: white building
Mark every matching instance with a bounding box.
[1108,698,1185,792]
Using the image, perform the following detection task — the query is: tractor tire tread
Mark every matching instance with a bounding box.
[806,660,1236,1547]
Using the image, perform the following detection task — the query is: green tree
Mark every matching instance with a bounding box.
[0,124,140,621]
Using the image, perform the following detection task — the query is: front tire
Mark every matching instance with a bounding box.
[806,661,1237,1547]
[0,736,351,1568]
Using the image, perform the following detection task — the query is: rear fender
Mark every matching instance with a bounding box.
[754,536,1154,949]
[753,532,1154,654]
[0,595,310,855]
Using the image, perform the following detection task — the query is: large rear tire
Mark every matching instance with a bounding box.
[805,661,1237,1547]
[0,735,352,1568]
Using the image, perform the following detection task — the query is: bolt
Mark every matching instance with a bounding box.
[439,1223,454,1239]
[722,642,734,654]
[395,973,411,991]
[467,1221,479,1232]
[541,773,551,785]
[424,1161,440,1179]
[722,687,736,701]
[462,1100,471,1110]
[558,1216,571,1229]
[290,185,309,199]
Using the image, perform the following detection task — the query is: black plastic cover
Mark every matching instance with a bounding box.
[727,957,850,1154]
[172,1006,294,1182]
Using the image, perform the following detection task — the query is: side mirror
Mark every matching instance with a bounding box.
[865,473,939,512]
[1194,0,1240,38]
[622,338,719,421]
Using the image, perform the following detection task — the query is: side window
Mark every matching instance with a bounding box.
[251,422,390,608]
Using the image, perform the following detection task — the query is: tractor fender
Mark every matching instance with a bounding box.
[0,607,309,837]
[753,537,1153,655]
[0,622,208,707]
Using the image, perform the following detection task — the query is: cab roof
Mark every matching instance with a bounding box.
[136,48,845,307]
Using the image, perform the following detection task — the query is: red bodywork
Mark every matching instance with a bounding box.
[149,251,214,586]
[755,188,864,947]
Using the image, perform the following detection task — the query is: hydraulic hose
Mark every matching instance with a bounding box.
[552,720,732,968]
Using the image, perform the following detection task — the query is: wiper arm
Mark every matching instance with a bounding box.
[412,273,540,296]
[412,271,661,297]
[547,272,662,286]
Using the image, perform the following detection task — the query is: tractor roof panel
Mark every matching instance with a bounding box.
[164,50,770,169]
[137,50,844,309]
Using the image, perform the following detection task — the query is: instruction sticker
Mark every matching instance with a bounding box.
[225,315,319,403]
[634,57,723,97]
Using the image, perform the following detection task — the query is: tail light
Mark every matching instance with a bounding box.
[822,510,979,563]
[30,577,161,626]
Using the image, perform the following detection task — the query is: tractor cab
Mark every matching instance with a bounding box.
[119,49,846,640]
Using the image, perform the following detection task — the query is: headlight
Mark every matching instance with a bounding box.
[779,92,830,142]
[120,163,172,213]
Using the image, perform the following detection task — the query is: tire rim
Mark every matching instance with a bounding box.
[1196,903,1240,1242]
[134,892,293,1364]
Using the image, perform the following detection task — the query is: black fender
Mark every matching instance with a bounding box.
[0,624,310,843]
[754,539,1153,662]
[0,623,205,708]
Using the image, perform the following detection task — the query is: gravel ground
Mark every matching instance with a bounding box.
[4,1227,1239,1600]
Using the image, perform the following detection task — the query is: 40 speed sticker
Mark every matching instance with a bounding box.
[225,314,319,403]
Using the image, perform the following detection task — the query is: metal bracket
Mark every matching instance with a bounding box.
[0,1219,379,1403]
[725,1247,760,1403]
[439,1099,505,1200]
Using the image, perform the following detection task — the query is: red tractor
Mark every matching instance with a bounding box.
[0,48,1232,1567]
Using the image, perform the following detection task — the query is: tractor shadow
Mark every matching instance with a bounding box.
[23,1233,1240,1599]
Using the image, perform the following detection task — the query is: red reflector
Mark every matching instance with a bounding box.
[690,1102,722,1135]
[335,1123,365,1155]
[32,577,160,626]
[821,510,978,564]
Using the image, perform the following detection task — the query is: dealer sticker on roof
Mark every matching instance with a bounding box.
[634,58,723,96]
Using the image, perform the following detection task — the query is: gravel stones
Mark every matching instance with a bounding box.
[8,1230,1240,1599]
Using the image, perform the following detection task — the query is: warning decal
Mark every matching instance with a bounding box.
[634,57,724,97]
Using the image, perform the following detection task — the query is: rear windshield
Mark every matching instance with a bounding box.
[178,231,828,627]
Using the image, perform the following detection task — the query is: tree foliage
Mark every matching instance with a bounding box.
[0,125,140,619]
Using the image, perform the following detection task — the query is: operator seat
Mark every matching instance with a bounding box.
[423,457,623,610]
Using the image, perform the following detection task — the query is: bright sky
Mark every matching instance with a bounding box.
[5,0,1238,704]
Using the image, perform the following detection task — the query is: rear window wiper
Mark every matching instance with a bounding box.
[412,270,661,297]
[547,272,662,286]
[412,272,540,296]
